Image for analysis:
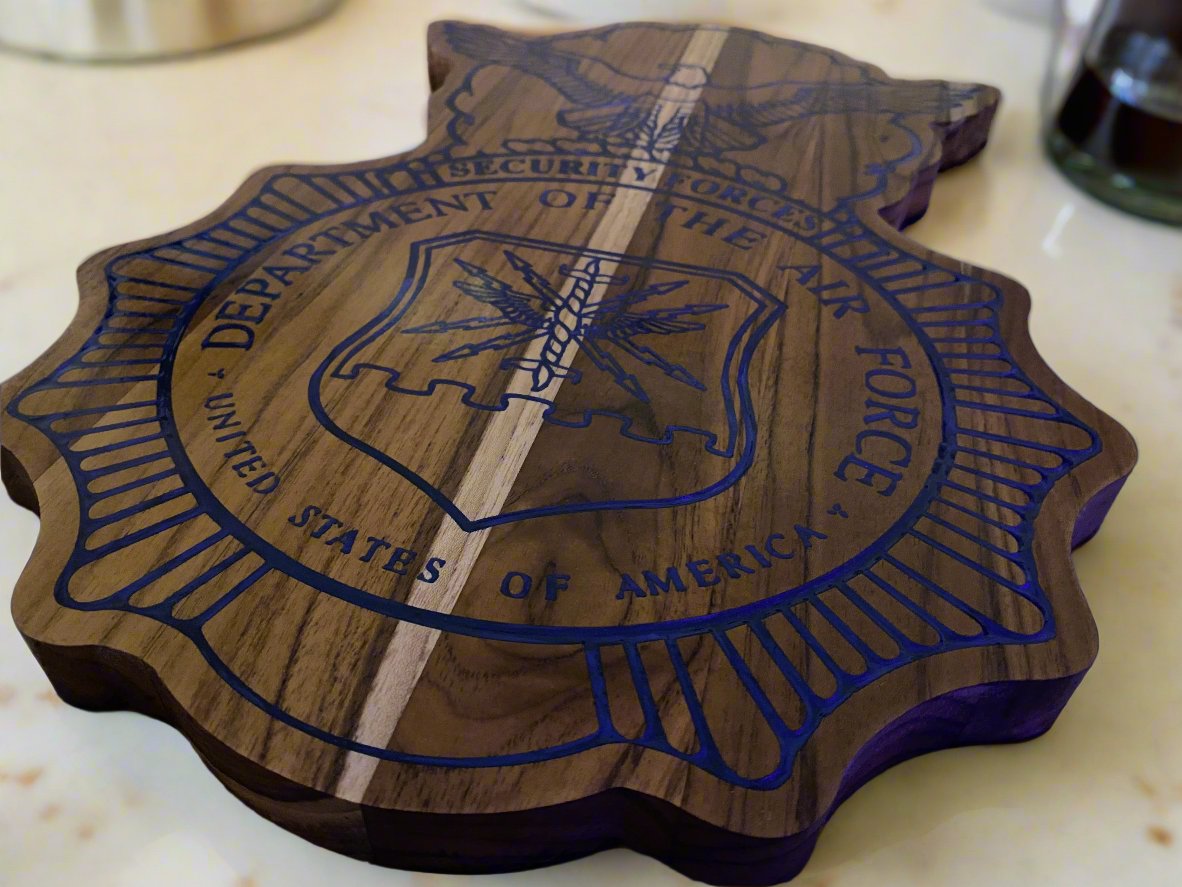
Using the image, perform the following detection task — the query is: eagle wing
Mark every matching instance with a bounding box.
[859,81,987,117]
[706,85,825,130]
[679,105,768,155]
[444,22,627,108]
[708,80,984,130]
[557,96,661,144]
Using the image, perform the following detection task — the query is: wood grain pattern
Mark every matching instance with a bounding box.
[0,21,1136,885]
[335,29,731,801]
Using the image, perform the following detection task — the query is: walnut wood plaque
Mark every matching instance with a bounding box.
[1,22,1136,885]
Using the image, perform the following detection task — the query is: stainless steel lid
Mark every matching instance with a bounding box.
[0,0,342,62]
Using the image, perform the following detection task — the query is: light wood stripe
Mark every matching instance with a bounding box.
[335,27,730,801]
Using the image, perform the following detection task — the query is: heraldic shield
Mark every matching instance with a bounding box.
[311,231,785,529]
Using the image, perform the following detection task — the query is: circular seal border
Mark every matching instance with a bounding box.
[8,154,1101,779]
[163,169,953,645]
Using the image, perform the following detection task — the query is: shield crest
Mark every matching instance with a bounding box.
[311,231,783,529]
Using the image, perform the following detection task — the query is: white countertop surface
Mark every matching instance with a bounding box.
[1,1,1180,884]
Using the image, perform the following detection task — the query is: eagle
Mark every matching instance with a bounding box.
[444,23,983,157]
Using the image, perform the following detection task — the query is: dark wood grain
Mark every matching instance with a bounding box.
[0,21,1136,885]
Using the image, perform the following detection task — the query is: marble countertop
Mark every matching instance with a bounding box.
[1,1,1179,884]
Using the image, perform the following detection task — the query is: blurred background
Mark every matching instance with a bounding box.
[0,1,1179,885]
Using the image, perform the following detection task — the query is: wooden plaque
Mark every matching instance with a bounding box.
[1,22,1136,885]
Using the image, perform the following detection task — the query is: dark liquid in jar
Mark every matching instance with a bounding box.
[1054,30,1182,195]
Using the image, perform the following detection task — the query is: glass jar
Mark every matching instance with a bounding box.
[1045,0,1182,224]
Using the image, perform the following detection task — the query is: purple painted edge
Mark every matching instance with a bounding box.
[31,630,1088,886]
[879,95,999,230]
[353,673,1084,884]
[1071,475,1128,549]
